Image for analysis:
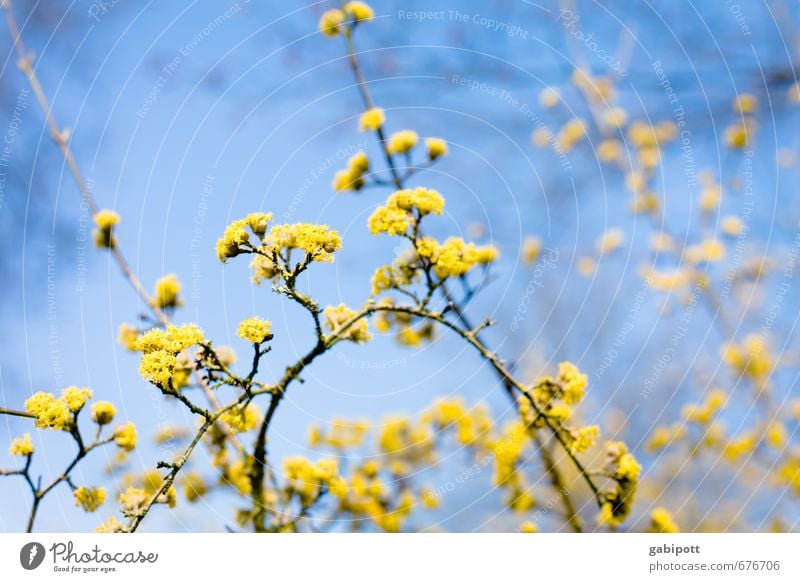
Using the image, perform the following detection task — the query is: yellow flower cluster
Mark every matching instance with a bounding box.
[323,303,371,343]
[368,187,445,236]
[422,237,499,279]
[490,422,535,513]
[319,9,345,37]
[649,507,679,533]
[237,317,272,344]
[344,1,374,22]
[152,274,183,310]
[333,151,369,192]
[74,486,106,513]
[646,423,686,452]
[9,433,34,456]
[386,130,418,155]
[722,334,773,387]
[266,223,342,263]
[133,324,204,387]
[283,456,346,507]
[682,389,726,424]
[359,107,384,132]
[91,401,117,425]
[428,398,492,447]
[117,323,140,351]
[425,137,448,160]
[373,298,436,347]
[25,388,91,431]
[93,209,119,249]
[598,441,641,527]
[114,422,138,451]
[308,419,369,449]
[684,238,725,264]
[220,403,262,433]
[182,472,208,503]
[216,212,273,262]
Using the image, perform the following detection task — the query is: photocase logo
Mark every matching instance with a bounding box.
[20,542,46,570]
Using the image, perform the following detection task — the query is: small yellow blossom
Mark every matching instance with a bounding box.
[91,401,117,425]
[25,392,72,431]
[324,304,371,343]
[114,422,138,451]
[319,9,345,36]
[359,107,384,132]
[520,521,538,533]
[117,323,139,351]
[152,274,182,310]
[93,209,120,248]
[649,507,679,533]
[344,1,374,21]
[74,486,106,513]
[733,93,758,114]
[596,228,624,255]
[538,87,559,108]
[61,386,92,412]
[220,403,262,433]
[139,350,177,386]
[425,137,448,160]
[522,236,542,265]
[721,215,744,236]
[386,130,418,155]
[237,316,272,344]
[9,434,34,456]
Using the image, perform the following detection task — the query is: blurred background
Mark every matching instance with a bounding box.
[2,0,800,532]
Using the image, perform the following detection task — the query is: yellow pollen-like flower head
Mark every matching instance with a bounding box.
[9,433,34,456]
[237,316,272,344]
[91,401,117,425]
[387,130,418,155]
[319,9,345,37]
[359,107,384,132]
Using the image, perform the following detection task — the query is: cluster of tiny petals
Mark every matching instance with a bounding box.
[93,209,120,248]
[114,422,138,451]
[324,304,371,343]
[345,1,374,21]
[152,274,182,310]
[237,316,272,344]
[91,401,117,425]
[359,107,384,132]
[333,151,370,192]
[216,212,274,262]
[267,223,342,262]
[25,391,74,431]
[386,130,418,155]
[425,137,448,160]
[368,187,444,236]
[74,486,106,513]
[9,433,34,456]
[220,403,262,433]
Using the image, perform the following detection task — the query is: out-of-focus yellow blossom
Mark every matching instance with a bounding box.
[25,392,73,431]
[521,236,541,265]
[684,238,725,264]
[117,323,139,351]
[625,171,646,193]
[789,82,800,103]
[556,118,587,151]
[182,472,207,503]
[649,508,679,533]
[152,274,182,310]
[344,1,374,22]
[119,487,148,515]
[359,107,384,132]
[220,403,262,434]
[776,457,800,494]
[596,228,624,255]
[114,422,138,451]
[571,69,613,101]
[557,362,588,404]
[640,265,692,293]
[568,425,599,454]
[520,521,538,533]
[237,316,272,344]
[9,433,34,456]
[425,137,448,160]
[724,120,754,148]
[91,401,117,426]
[319,9,345,36]
[95,517,124,533]
[597,139,623,162]
[721,215,744,236]
[538,87,559,108]
[603,107,628,128]
[721,334,773,385]
[577,257,596,277]
[646,424,686,452]
[532,127,551,147]
[650,232,675,253]
[628,121,658,148]
[765,422,787,449]
[723,433,756,461]
[638,146,660,169]
[700,184,722,213]
[324,303,371,343]
[733,93,758,114]
[93,209,119,248]
[74,486,106,512]
[597,441,641,527]
[386,130,418,155]
[682,389,726,424]
[421,487,440,509]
